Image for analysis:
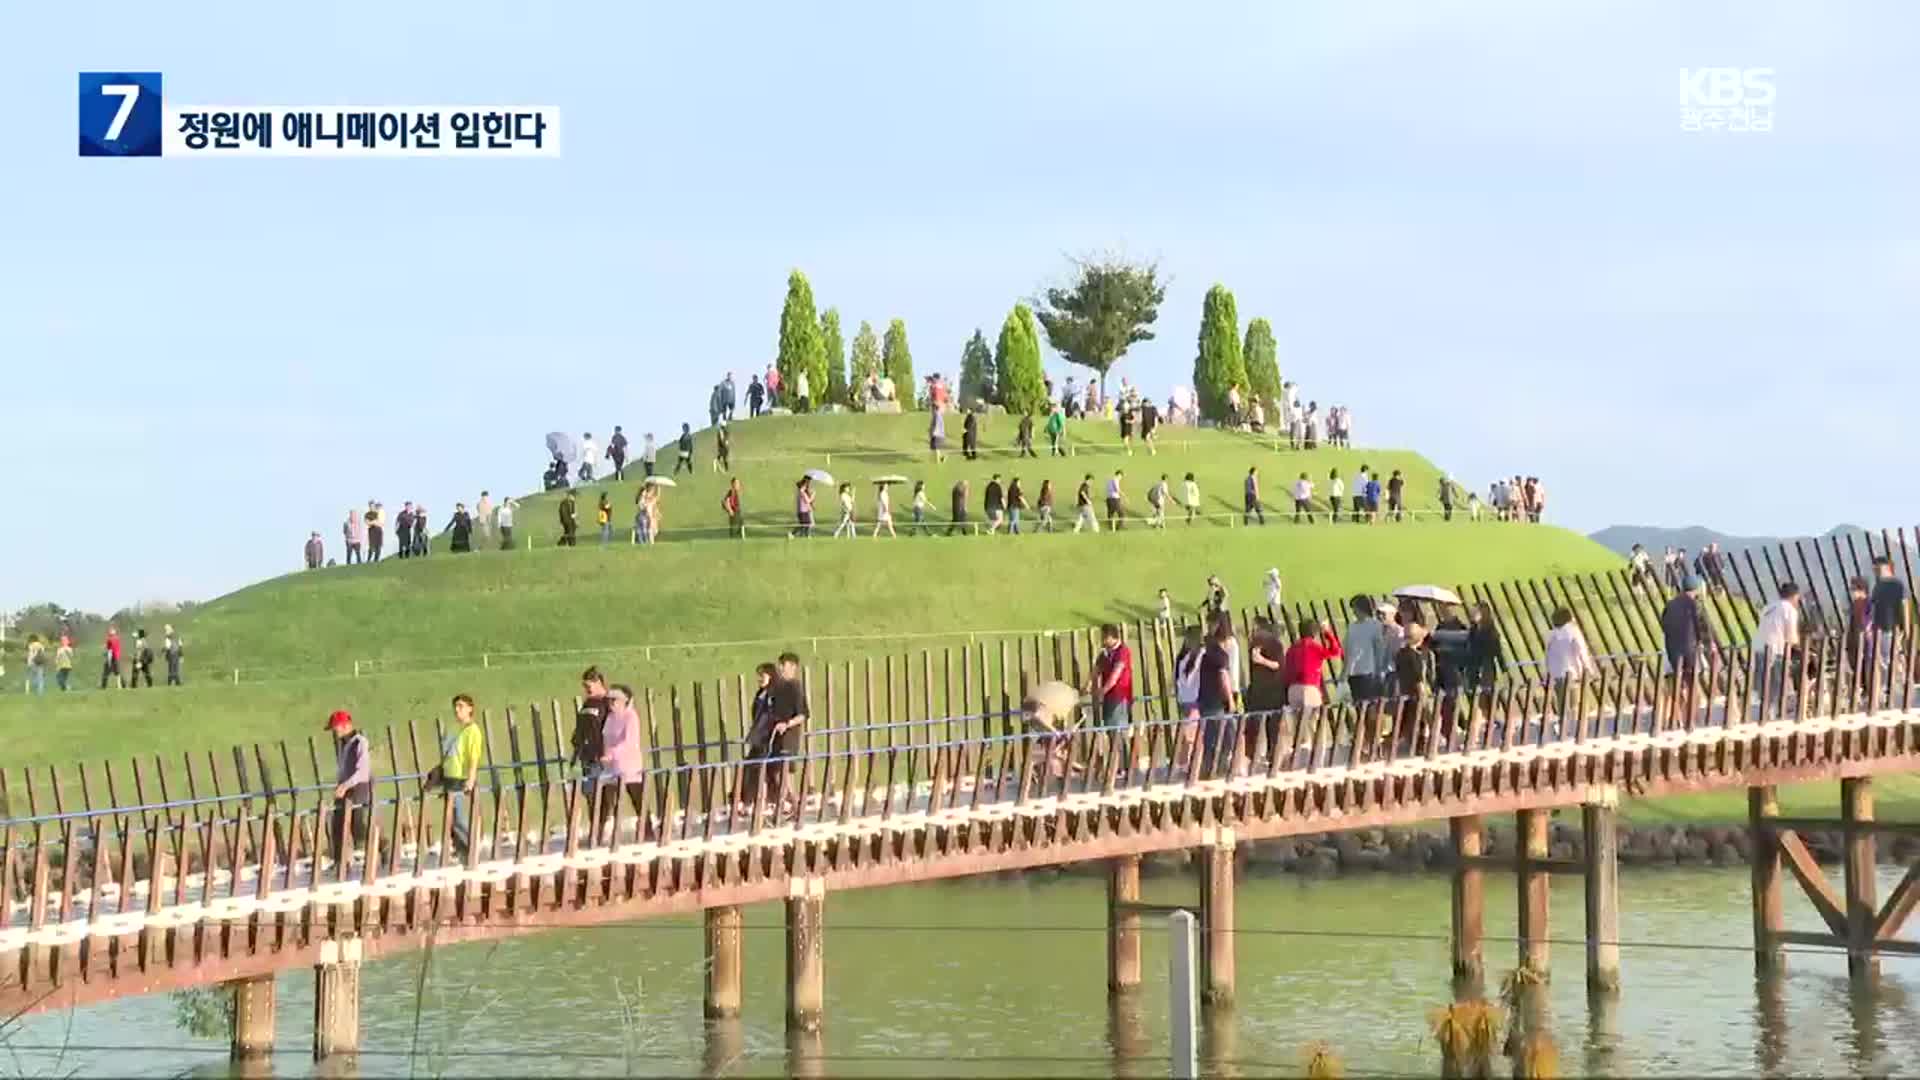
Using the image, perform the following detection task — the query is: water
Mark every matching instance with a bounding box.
[6,864,1916,1077]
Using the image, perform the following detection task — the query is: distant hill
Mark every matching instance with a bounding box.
[1588,523,1879,560]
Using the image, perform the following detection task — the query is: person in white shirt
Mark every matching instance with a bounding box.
[1751,583,1802,691]
[1291,472,1315,524]
[795,368,813,412]
[831,483,857,539]
[495,497,516,549]
[578,432,597,482]
[1327,469,1345,520]
[1157,588,1174,623]
[1544,607,1597,717]
[872,483,896,538]
[1354,468,1372,524]
[1263,568,1283,610]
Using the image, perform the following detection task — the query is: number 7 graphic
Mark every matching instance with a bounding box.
[79,72,162,156]
[100,83,141,141]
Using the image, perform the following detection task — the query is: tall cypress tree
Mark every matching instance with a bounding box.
[1192,284,1247,422]
[820,308,847,407]
[995,303,1047,416]
[776,270,825,412]
[958,329,993,408]
[882,318,915,409]
[1242,317,1282,410]
[848,320,882,398]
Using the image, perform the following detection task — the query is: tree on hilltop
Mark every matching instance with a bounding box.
[1192,284,1247,422]
[1243,317,1282,409]
[776,270,825,411]
[1032,255,1167,396]
[958,329,994,408]
[882,319,915,409]
[821,308,847,407]
[994,304,1047,416]
[848,320,882,400]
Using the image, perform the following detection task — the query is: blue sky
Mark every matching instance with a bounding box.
[4,1,1915,613]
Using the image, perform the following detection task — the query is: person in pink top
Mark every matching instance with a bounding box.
[595,683,649,835]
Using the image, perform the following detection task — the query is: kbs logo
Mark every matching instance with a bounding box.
[1679,67,1774,134]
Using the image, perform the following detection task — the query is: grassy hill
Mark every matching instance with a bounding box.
[0,413,1621,775]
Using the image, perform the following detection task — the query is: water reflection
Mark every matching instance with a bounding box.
[702,1018,745,1078]
[1753,972,1789,1076]
[1200,1004,1239,1080]
[1583,988,1619,1078]
[1105,993,1150,1078]
[785,1027,825,1079]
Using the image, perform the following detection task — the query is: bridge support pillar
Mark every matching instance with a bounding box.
[1582,800,1621,993]
[1748,786,1785,974]
[785,878,826,1033]
[1842,778,1879,988]
[1449,815,1485,987]
[1107,855,1142,995]
[1198,831,1235,1008]
[705,905,744,1018]
[312,937,362,1061]
[1516,809,1550,979]
[228,975,276,1061]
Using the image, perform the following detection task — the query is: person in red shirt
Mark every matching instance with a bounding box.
[1282,618,1343,708]
[100,626,123,690]
[1090,624,1134,728]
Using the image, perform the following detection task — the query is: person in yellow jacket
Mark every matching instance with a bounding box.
[435,694,485,861]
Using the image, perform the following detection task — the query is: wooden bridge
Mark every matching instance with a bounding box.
[4,632,1918,1062]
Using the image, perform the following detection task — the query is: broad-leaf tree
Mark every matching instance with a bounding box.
[882,319,915,409]
[1192,284,1247,422]
[821,308,848,407]
[994,303,1047,416]
[776,270,825,412]
[1032,255,1166,395]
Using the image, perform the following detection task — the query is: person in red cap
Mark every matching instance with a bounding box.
[326,710,373,862]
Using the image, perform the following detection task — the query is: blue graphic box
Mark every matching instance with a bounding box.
[79,72,163,156]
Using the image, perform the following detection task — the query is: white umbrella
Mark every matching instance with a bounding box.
[872,474,910,485]
[1393,584,1463,605]
[805,469,835,485]
[642,476,677,488]
[1023,680,1082,732]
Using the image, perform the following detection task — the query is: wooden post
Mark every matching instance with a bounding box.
[1842,778,1879,986]
[1749,786,1784,973]
[1517,809,1550,978]
[312,937,362,1061]
[1107,855,1142,995]
[1582,800,1621,993]
[785,879,826,1033]
[705,905,744,1019]
[1197,833,1236,1007]
[228,975,276,1061]
[1449,815,1485,985]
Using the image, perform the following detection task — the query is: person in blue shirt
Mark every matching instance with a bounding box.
[1364,476,1383,524]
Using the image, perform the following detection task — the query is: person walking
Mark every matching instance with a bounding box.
[447,503,473,553]
[947,479,971,536]
[596,684,649,832]
[1147,474,1170,529]
[1196,617,1238,778]
[1327,469,1345,522]
[325,710,374,861]
[1016,412,1037,458]
[983,474,1006,535]
[434,694,484,862]
[794,368,812,413]
[1263,568,1283,611]
[1036,479,1056,532]
[497,497,516,549]
[1090,624,1135,730]
[99,626,122,689]
[578,433,598,483]
[597,492,614,545]
[1283,616,1344,718]
[1438,475,1455,522]
[1343,596,1392,704]
[1104,469,1127,530]
[394,503,414,560]
[54,636,74,691]
[747,375,766,417]
[1045,404,1066,457]
[911,481,930,535]
[962,411,980,461]
[1139,397,1159,455]
[872,481,897,538]
[1006,477,1027,534]
[832,483,858,539]
[343,509,364,564]
[716,422,731,472]
[1660,575,1714,684]
[632,485,656,544]
[928,407,948,463]
[608,426,629,480]
[129,629,155,688]
[1466,603,1502,693]
[304,531,325,570]
[740,662,781,812]
[1244,467,1266,525]
[411,505,430,557]
[23,634,46,695]
[721,373,737,421]
[365,501,384,561]
[1751,583,1803,701]
[1544,608,1597,715]
[792,476,816,538]
[1183,473,1201,525]
[641,433,658,478]
[1363,472,1383,524]
[558,489,579,547]
[764,652,811,814]
[1868,555,1910,684]
[723,478,745,538]
[1291,471,1314,524]
[475,491,494,546]
[675,424,695,474]
[163,625,184,685]
[1386,469,1406,522]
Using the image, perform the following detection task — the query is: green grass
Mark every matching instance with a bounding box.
[1621,776,1920,825]
[0,412,1628,802]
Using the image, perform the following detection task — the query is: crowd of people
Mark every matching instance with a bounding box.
[15,624,185,694]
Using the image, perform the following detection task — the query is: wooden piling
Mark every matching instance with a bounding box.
[1449,815,1485,985]
[1841,778,1879,986]
[1748,786,1784,973]
[1107,855,1142,994]
[1198,834,1235,1007]
[1582,801,1621,993]
[312,937,362,1061]
[785,879,826,1032]
[228,975,276,1061]
[704,905,744,1019]
[1516,809,1550,978]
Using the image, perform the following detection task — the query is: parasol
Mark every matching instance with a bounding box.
[872,474,910,485]
[545,431,578,463]
[804,469,835,485]
[1023,680,1082,732]
[1392,584,1463,606]
[642,476,677,488]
